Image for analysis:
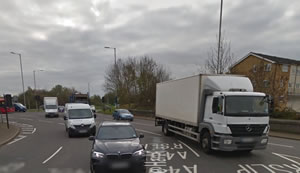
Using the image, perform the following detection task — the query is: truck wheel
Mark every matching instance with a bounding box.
[201,131,212,154]
[162,122,171,136]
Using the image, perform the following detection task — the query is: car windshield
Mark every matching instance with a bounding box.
[119,110,130,114]
[45,105,57,109]
[225,96,269,116]
[68,109,93,119]
[97,126,137,140]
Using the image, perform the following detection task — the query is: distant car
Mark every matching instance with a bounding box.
[113,109,134,121]
[90,105,96,113]
[14,103,27,112]
[58,106,65,112]
[89,121,145,173]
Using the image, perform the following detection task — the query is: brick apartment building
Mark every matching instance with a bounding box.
[230,52,300,112]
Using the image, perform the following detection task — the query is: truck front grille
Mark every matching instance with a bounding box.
[228,124,267,137]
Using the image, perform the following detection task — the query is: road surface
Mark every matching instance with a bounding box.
[0,112,300,173]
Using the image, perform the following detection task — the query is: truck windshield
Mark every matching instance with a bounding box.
[45,105,57,109]
[225,96,268,116]
[68,109,93,119]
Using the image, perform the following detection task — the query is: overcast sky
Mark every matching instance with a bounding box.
[1,0,299,97]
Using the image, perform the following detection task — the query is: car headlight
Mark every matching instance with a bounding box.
[69,124,76,129]
[92,151,105,159]
[133,149,145,156]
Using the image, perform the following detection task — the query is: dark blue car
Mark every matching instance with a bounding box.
[112,109,134,121]
[14,103,27,112]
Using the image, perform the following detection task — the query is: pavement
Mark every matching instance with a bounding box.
[0,122,20,147]
[269,131,300,140]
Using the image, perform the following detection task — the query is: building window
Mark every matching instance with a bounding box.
[289,83,292,88]
[264,64,272,72]
[263,80,270,88]
[252,65,257,73]
[280,80,284,88]
[282,64,289,72]
[296,84,300,88]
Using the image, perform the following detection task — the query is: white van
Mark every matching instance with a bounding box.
[64,103,96,137]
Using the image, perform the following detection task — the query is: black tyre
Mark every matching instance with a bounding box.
[201,131,212,154]
[162,121,171,136]
[68,131,73,138]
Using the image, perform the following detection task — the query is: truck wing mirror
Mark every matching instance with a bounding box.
[63,116,68,120]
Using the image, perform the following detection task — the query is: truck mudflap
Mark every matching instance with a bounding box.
[211,133,269,151]
[155,117,164,126]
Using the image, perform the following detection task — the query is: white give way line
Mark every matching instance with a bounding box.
[42,147,63,164]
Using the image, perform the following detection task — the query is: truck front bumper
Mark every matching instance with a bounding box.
[211,134,268,151]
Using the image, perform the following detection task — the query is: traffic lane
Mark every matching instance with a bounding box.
[0,115,72,173]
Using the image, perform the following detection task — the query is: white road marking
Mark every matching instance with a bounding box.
[178,140,200,157]
[32,128,36,134]
[42,147,63,164]
[135,129,162,136]
[273,152,300,166]
[19,118,33,121]
[268,143,294,148]
[7,136,26,145]
[21,132,33,135]
[39,120,52,123]
[132,122,153,127]
[58,123,64,126]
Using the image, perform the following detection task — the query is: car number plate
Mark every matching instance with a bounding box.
[111,162,129,169]
[79,130,87,133]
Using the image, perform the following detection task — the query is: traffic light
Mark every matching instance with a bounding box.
[4,94,12,107]
[101,97,105,103]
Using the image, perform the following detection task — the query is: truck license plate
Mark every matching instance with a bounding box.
[241,138,254,143]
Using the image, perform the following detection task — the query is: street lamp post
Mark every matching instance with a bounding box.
[104,46,118,107]
[217,0,223,74]
[33,69,44,109]
[10,52,26,107]
[104,46,117,65]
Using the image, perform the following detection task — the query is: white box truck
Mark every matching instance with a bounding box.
[155,74,270,153]
[44,97,59,118]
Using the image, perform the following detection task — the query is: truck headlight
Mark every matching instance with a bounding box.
[92,151,105,159]
[261,139,268,144]
[224,139,232,145]
[133,149,145,156]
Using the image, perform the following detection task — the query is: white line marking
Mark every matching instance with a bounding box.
[32,128,36,134]
[20,118,33,121]
[39,120,52,123]
[273,152,300,166]
[42,147,63,164]
[21,132,33,135]
[7,136,26,145]
[58,123,64,126]
[268,143,294,148]
[132,122,153,127]
[178,140,200,157]
[135,129,162,136]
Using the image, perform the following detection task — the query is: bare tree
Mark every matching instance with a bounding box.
[205,32,235,74]
[103,56,171,109]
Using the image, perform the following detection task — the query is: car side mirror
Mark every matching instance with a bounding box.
[139,133,144,139]
[89,136,95,141]
[94,114,97,118]
[63,116,68,120]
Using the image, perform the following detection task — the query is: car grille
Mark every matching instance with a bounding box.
[228,124,267,137]
[74,124,90,129]
[106,154,132,160]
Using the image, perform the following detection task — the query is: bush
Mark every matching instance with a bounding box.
[271,108,300,120]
